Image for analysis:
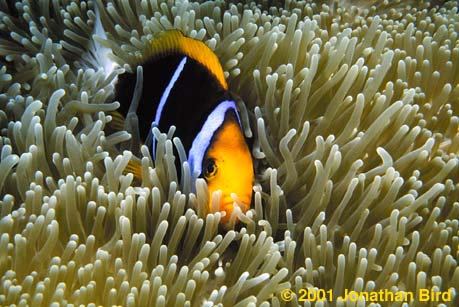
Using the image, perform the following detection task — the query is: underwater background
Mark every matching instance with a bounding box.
[1,0,459,306]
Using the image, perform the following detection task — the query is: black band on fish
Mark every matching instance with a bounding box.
[151,56,188,157]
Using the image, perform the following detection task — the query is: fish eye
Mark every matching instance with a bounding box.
[203,159,217,178]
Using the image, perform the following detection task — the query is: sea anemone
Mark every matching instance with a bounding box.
[1,0,458,306]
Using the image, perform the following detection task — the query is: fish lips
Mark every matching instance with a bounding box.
[220,194,251,217]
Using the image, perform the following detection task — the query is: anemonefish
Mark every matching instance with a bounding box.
[112,30,254,222]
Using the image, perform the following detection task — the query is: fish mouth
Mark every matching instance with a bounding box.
[220,194,251,216]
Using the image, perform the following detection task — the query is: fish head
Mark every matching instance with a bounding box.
[202,118,254,222]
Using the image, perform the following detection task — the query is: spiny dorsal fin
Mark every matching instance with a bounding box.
[146,30,228,90]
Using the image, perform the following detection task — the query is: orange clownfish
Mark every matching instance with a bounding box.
[114,30,254,222]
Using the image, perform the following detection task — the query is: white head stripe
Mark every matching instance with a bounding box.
[188,100,240,176]
[152,56,187,157]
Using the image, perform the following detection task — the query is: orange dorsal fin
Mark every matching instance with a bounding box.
[147,30,227,90]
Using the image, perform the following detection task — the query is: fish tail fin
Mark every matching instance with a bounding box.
[81,1,118,75]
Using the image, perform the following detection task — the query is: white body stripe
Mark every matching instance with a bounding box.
[152,56,187,156]
[188,100,240,177]
[154,56,188,126]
